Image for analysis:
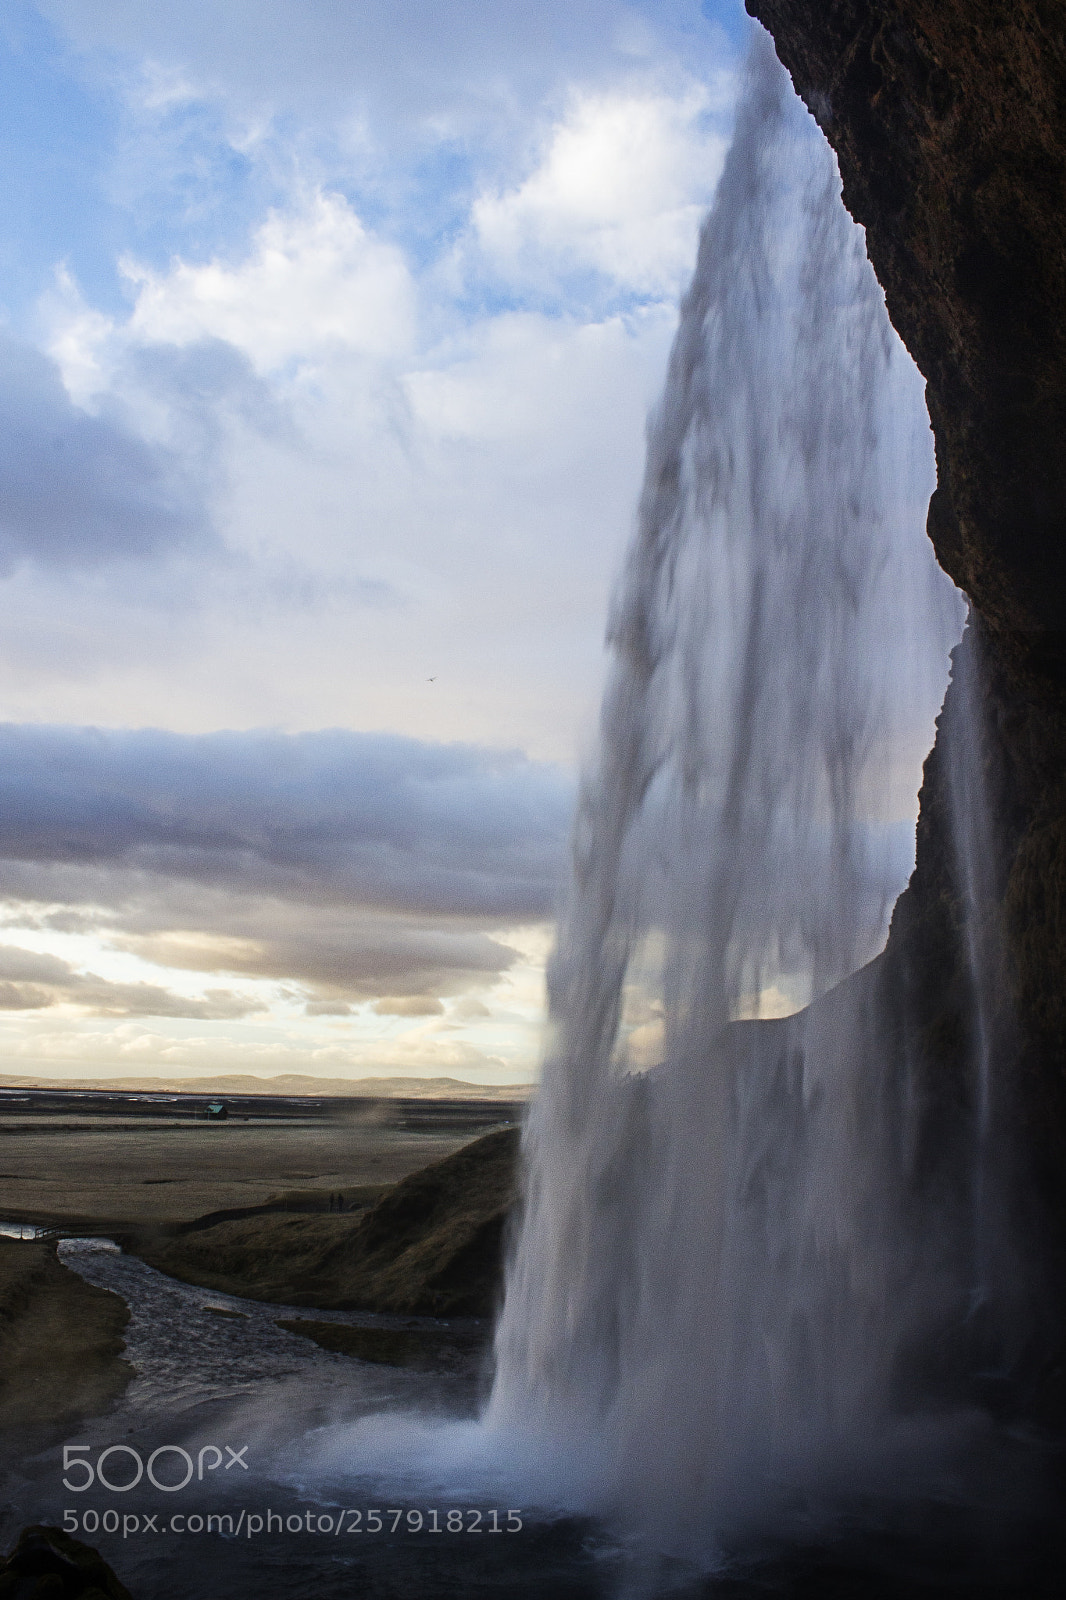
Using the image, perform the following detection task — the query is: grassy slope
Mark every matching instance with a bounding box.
[0,1239,132,1435]
[130,1127,520,1318]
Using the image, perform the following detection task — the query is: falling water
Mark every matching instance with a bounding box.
[940,626,1002,1313]
[487,31,969,1554]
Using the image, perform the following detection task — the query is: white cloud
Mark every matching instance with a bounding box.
[26,273,677,758]
[23,40,730,764]
[123,191,416,371]
[405,306,670,445]
[38,1,729,133]
[40,269,118,408]
[472,85,727,294]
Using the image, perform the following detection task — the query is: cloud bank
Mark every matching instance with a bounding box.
[0,723,571,916]
[0,724,571,1011]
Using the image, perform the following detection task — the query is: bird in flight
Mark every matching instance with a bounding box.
[427,676,437,682]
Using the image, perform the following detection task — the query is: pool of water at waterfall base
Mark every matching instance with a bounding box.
[0,1239,1061,1599]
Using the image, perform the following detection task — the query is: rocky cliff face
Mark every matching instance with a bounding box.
[747,0,1066,686]
[746,0,1066,1396]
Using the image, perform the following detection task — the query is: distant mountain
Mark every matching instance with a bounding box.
[0,1071,533,1100]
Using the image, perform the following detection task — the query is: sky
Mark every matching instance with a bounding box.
[0,0,756,1085]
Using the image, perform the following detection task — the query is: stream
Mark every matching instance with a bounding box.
[0,1238,611,1599]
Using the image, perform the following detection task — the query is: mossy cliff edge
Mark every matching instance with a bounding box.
[0,1239,131,1442]
[747,0,1066,1397]
[129,1128,518,1318]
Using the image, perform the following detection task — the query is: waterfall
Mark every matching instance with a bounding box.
[941,625,1003,1313]
[486,30,968,1553]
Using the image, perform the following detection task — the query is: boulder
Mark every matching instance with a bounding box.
[0,1526,133,1600]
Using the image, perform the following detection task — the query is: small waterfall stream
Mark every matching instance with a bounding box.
[486,29,972,1555]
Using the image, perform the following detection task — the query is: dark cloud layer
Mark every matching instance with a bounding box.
[0,723,572,919]
[0,334,207,573]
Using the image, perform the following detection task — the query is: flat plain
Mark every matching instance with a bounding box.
[0,1092,523,1230]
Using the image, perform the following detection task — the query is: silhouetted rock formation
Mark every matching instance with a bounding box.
[0,1526,133,1600]
[747,0,1066,1408]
